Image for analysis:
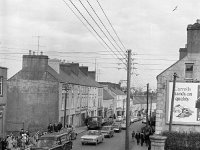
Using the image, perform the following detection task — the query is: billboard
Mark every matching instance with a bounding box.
[168,82,200,124]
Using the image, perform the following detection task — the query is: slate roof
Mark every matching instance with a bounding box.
[110,87,125,95]
[103,89,114,100]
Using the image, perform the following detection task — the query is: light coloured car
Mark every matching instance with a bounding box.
[116,116,123,122]
[121,121,126,129]
[112,122,122,133]
[142,117,147,124]
[81,130,104,145]
[101,126,114,138]
[131,117,139,123]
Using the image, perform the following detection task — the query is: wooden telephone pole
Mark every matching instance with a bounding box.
[125,50,131,150]
[169,73,178,132]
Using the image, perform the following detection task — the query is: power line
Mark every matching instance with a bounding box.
[96,0,126,51]
[61,0,110,54]
[67,0,126,65]
[86,0,126,58]
[78,0,126,62]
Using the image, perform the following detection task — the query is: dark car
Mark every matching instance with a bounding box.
[30,128,73,150]
[101,126,114,138]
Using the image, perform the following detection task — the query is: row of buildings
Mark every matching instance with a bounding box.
[0,52,129,137]
[0,51,157,137]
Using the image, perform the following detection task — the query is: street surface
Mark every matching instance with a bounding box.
[72,120,147,150]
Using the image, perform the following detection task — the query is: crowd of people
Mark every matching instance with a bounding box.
[132,124,154,150]
[0,129,34,150]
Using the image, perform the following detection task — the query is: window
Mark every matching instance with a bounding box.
[185,63,194,79]
[0,76,3,96]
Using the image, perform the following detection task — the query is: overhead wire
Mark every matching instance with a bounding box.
[67,0,126,65]
[77,0,126,63]
[96,0,126,51]
[86,0,126,58]
[61,0,109,54]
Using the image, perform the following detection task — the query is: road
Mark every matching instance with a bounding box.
[72,121,148,150]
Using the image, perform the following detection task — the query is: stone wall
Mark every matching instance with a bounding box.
[6,79,59,132]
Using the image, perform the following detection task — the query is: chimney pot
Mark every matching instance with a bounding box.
[29,50,32,55]
[33,51,35,55]
[40,51,43,55]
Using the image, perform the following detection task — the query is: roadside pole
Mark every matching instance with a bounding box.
[64,84,70,128]
[125,49,131,150]
[169,73,178,132]
[146,83,149,125]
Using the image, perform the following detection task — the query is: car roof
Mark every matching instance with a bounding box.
[39,128,72,140]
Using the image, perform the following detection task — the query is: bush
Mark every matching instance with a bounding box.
[162,131,200,150]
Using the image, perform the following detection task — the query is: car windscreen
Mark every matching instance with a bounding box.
[88,131,98,135]
[38,139,54,147]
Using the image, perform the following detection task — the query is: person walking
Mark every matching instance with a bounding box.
[135,132,140,145]
[140,132,145,146]
[132,131,135,142]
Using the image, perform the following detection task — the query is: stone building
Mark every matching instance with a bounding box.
[0,67,7,138]
[156,20,200,134]
[6,52,62,133]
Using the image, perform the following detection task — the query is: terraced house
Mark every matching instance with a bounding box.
[6,51,103,133]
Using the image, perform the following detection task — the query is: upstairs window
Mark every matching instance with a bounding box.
[185,63,194,79]
[0,77,2,96]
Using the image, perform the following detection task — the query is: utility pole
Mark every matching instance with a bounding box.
[169,73,178,132]
[150,92,153,121]
[64,84,70,128]
[122,98,125,117]
[146,83,149,125]
[125,49,131,150]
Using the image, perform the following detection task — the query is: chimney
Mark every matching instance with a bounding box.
[179,47,187,60]
[69,63,79,75]
[60,63,71,74]
[29,50,32,55]
[187,19,200,53]
[79,66,88,76]
[40,51,43,55]
[22,54,48,72]
[88,71,96,80]
[48,59,61,74]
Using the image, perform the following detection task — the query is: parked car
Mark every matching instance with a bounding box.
[81,130,104,145]
[142,117,147,124]
[112,122,122,133]
[116,116,123,122]
[121,121,126,130]
[101,126,114,138]
[30,128,73,150]
[130,116,139,123]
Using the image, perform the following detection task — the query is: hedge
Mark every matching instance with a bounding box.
[162,131,200,150]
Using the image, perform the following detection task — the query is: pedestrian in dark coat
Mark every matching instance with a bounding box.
[53,123,58,132]
[48,123,53,133]
[135,132,140,145]
[132,131,135,142]
[140,132,145,146]
[57,122,63,131]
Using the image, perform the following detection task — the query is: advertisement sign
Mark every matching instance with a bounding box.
[168,82,200,124]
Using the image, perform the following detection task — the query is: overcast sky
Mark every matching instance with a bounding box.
[0,0,200,90]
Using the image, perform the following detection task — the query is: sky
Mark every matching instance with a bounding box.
[0,0,200,90]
